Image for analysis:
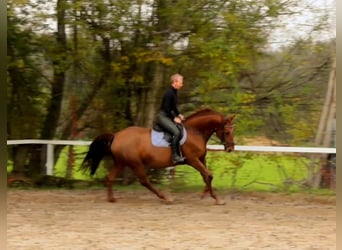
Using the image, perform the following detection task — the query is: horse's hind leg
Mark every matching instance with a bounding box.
[132,165,171,203]
[106,163,124,202]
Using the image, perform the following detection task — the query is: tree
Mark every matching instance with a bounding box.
[7,1,51,176]
[310,41,336,188]
[248,39,332,143]
[7,0,334,182]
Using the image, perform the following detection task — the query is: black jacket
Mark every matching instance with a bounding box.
[159,86,180,119]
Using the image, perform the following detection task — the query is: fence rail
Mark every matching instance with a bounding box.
[7,139,336,176]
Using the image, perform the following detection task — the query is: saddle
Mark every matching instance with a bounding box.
[151,122,187,147]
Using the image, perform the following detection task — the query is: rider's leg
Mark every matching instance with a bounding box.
[170,130,185,164]
[156,112,185,164]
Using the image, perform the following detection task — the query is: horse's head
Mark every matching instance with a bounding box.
[216,114,236,152]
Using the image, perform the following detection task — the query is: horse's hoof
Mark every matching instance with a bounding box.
[201,193,209,199]
[215,200,226,205]
[108,197,117,203]
[162,197,174,205]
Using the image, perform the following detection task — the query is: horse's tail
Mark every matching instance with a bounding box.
[80,133,115,176]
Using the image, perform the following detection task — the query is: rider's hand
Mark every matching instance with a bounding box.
[174,117,182,123]
[178,114,185,121]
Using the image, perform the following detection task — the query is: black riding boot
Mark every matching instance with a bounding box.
[171,138,185,164]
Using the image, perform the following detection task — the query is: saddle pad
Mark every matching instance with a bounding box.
[151,127,187,147]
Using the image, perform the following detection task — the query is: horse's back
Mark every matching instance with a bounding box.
[117,126,150,135]
[113,126,150,150]
[112,126,175,166]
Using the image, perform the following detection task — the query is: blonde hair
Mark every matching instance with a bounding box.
[170,73,183,83]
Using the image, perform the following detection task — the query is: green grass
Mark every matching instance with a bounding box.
[8,146,331,194]
[167,152,311,192]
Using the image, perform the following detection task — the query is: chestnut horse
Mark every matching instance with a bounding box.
[81,108,235,205]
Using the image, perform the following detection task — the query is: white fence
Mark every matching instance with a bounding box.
[7,140,336,176]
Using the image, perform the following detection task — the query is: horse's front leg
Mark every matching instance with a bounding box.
[200,182,210,199]
[106,163,124,202]
[191,159,225,205]
[199,159,211,199]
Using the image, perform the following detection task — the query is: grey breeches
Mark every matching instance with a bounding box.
[156,111,181,141]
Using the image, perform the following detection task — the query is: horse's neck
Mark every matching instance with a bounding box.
[185,115,222,141]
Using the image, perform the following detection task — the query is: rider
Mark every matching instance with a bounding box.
[155,73,185,164]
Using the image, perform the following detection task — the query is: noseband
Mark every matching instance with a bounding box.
[219,124,235,148]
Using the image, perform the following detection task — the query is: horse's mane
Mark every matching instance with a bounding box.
[185,108,221,120]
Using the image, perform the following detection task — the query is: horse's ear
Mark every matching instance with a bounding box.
[227,114,236,121]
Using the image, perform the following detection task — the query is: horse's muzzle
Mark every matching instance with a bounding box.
[224,143,235,152]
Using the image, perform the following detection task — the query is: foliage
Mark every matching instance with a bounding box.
[251,40,333,143]
[8,0,332,141]
[7,3,50,139]
[7,0,334,179]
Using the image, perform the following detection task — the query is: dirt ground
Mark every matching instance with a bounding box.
[7,189,335,250]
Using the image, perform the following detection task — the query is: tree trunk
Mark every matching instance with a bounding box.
[11,145,30,176]
[143,63,165,127]
[310,43,336,189]
[60,35,113,139]
[27,0,68,177]
[7,67,31,176]
[135,0,170,127]
[41,0,67,139]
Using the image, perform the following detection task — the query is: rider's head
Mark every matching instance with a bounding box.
[171,74,183,90]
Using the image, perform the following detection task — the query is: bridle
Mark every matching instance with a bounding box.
[219,124,235,148]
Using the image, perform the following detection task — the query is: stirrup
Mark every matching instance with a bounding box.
[172,155,186,164]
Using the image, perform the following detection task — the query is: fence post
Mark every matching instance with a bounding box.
[46,144,54,175]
